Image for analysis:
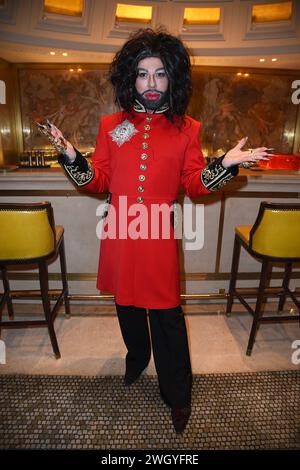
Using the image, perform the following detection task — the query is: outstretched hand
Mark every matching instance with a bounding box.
[36,120,76,162]
[47,121,76,161]
[222,137,274,168]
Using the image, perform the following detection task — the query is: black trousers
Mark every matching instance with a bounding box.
[115,303,192,409]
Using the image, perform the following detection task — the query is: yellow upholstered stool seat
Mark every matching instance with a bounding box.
[0,202,70,359]
[227,202,300,356]
[235,225,251,245]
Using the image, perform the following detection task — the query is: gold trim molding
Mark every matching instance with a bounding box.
[4,271,300,282]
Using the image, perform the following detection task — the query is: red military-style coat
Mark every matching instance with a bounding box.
[61,105,237,308]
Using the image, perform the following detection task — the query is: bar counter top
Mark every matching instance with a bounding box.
[0,165,300,191]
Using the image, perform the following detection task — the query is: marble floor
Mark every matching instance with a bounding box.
[0,302,299,376]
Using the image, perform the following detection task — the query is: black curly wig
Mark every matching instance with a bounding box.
[109,28,192,122]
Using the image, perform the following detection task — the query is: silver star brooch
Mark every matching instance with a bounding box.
[109,119,138,147]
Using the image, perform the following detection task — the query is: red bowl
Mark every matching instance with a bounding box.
[258,154,300,170]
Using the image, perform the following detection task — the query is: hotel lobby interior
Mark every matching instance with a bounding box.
[0,0,299,453]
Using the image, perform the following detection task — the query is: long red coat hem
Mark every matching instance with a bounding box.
[97,284,181,310]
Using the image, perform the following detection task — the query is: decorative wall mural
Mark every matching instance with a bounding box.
[18,66,298,155]
[190,70,298,156]
[18,67,118,152]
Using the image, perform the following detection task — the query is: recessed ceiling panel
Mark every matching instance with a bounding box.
[184,7,221,25]
[43,0,84,17]
[115,3,152,23]
[252,1,292,23]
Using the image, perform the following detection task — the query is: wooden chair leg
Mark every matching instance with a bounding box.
[59,236,71,317]
[278,262,292,312]
[226,234,241,315]
[246,259,269,356]
[0,269,4,337]
[39,261,61,359]
[1,266,14,320]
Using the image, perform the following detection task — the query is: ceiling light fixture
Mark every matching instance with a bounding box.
[50,51,55,55]
[259,58,265,62]
[62,52,68,56]
[272,58,278,62]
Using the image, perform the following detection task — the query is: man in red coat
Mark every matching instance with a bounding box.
[46,29,271,433]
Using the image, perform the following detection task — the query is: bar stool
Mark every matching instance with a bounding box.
[0,201,70,359]
[226,202,300,355]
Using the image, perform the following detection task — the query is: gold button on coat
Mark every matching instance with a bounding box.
[142,142,148,149]
[141,153,148,160]
[146,116,152,121]
[143,133,149,139]
[137,196,144,203]
[138,186,144,192]
[139,175,145,182]
[140,163,147,170]
[144,125,151,131]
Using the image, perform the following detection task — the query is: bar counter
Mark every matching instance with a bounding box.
[0,166,299,301]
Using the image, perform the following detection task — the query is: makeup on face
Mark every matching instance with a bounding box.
[135,57,169,109]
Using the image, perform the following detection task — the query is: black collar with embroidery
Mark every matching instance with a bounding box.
[133,99,169,114]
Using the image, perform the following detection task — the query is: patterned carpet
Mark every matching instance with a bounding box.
[0,371,299,450]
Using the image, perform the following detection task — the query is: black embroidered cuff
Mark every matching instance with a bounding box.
[200,155,238,191]
[58,148,94,187]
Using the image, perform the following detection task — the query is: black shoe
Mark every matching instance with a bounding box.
[171,406,191,434]
[124,364,148,386]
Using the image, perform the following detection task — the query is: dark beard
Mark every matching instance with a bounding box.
[134,89,169,111]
